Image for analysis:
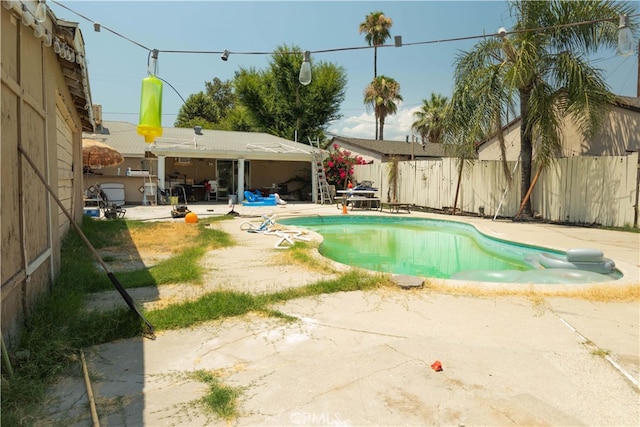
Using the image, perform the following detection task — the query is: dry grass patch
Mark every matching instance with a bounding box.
[424,281,640,303]
[98,223,202,271]
[128,222,200,256]
[272,241,339,274]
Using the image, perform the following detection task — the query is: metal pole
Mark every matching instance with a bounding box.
[18,145,155,338]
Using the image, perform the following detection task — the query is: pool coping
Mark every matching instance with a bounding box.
[273,209,638,289]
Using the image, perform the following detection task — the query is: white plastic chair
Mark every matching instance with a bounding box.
[208,180,218,201]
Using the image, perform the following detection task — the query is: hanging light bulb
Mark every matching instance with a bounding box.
[53,38,61,54]
[43,29,52,47]
[21,4,34,27]
[35,0,47,24]
[33,23,45,38]
[11,0,21,14]
[617,15,634,56]
[299,50,311,86]
[2,1,14,10]
[69,49,75,63]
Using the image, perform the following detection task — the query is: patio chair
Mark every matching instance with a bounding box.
[95,184,126,219]
[239,215,277,233]
[208,180,218,201]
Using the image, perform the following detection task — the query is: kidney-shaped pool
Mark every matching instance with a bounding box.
[278,215,622,284]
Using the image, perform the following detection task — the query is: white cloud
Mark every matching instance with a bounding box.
[329,104,421,141]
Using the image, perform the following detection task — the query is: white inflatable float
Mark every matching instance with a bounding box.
[451,268,613,284]
[537,248,615,274]
[451,248,617,283]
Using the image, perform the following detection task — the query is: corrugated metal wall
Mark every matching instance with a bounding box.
[354,152,639,228]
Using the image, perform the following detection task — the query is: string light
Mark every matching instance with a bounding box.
[53,38,61,54]
[617,15,634,56]
[35,0,47,24]
[45,0,637,115]
[33,22,45,38]
[52,37,77,63]
[21,3,34,26]
[299,51,311,86]
[43,29,52,47]
[49,0,637,60]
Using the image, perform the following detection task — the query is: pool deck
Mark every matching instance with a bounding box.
[122,201,640,281]
[44,202,639,426]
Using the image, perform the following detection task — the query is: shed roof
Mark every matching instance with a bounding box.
[52,15,94,131]
[615,95,640,112]
[83,121,317,162]
[329,136,451,158]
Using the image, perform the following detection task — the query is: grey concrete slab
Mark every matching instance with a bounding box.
[40,203,639,426]
[48,292,639,426]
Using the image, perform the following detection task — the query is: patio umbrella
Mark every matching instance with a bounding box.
[82,139,124,167]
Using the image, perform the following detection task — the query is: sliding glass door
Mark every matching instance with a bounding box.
[216,160,250,199]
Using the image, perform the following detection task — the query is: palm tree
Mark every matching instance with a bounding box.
[363,75,403,140]
[411,93,449,144]
[359,11,393,139]
[451,0,637,218]
[359,11,393,78]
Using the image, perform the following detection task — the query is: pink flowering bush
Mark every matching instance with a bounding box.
[323,144,367,188]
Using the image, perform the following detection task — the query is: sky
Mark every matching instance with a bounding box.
[49,1,639,141]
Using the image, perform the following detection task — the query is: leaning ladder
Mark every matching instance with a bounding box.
[310,139,332,204]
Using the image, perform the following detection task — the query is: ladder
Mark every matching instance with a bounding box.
[310,139,332,204]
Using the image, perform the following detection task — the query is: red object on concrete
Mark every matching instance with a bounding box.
[431,360,443,372]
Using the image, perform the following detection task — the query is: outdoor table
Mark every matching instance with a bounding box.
[335,189,380,210]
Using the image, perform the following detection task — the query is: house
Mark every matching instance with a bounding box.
[83,120,322,204]
[477,96,640,161]
[328,136,451,163]
[2,4,94,340]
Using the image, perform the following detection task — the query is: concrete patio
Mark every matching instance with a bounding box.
[42,202,639,426]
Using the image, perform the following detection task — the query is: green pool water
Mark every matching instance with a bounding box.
[278,216,620,284]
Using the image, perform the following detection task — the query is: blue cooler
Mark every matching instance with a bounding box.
[84,207,100,217]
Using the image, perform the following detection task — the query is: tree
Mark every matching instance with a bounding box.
[174,92,219,128]
[363,75,403,140]
[359,11,393,139]
[234,45,347,143]
[359,11,393,79]
[451,0,638,218]
[174,78,236,129]
[411,93,449,144]
[204,77,235,121]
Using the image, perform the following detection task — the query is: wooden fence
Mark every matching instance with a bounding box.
[353,152,639,228]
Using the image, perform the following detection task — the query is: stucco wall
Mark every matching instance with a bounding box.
[478,105,640,161]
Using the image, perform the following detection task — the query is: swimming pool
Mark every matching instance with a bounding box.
[278,216,621,284]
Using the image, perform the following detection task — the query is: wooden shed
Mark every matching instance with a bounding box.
[1,2,94,341]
